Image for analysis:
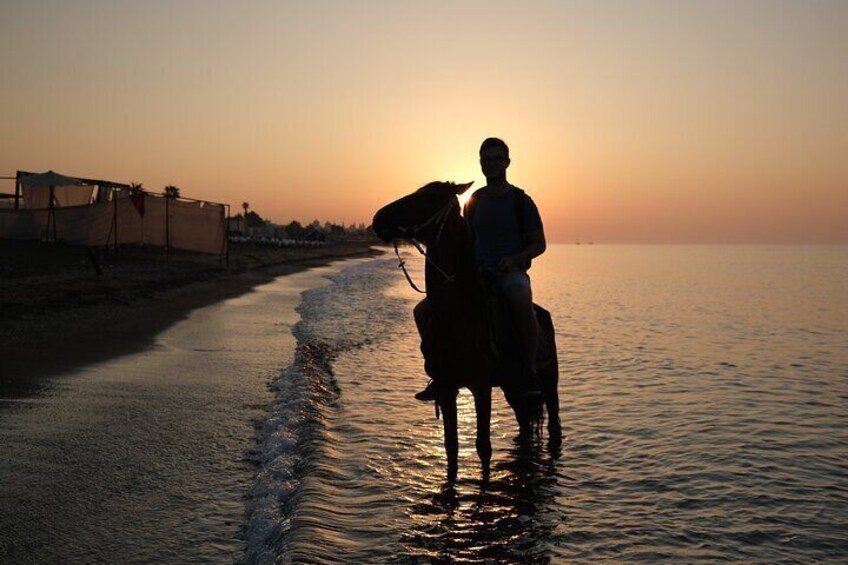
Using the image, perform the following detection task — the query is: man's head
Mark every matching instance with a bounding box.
[479,137,510,181]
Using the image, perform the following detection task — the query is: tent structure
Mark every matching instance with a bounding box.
[19,170,83,187]
[14,170,126,208]
[17,171,91,239]
[1,170,229,257]
[19,171,100,205]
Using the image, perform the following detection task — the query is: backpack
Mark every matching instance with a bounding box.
[464,186,532,270]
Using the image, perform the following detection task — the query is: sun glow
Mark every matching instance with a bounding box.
[436,165,480,213]
[1,3,845,242]
[458,186,474,213]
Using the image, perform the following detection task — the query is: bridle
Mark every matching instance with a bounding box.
[393,198,457,294]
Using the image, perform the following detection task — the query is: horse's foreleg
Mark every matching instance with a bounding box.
[473,386,492,482]
[440,395,458,483]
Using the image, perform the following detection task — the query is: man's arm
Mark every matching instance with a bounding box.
[498,228,546,271]
[498,191,546,271]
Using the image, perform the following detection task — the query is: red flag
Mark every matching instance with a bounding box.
[130,193,145,217]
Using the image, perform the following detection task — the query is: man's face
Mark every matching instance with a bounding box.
[480,146,510,180]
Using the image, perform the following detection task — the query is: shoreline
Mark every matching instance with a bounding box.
[0,241,384,397]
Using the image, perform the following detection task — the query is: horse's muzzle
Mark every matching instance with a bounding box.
[371,205,397,243]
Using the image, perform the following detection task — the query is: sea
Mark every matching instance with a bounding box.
[1,245,847,564]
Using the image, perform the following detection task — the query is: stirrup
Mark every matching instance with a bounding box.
[415,380,440,402]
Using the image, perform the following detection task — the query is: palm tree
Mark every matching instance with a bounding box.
[163,185,180,199]
[240,202,250,235]
[129,182,144,196]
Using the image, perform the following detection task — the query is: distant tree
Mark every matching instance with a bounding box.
[285,220,305,239]
[163,185,180,199]
[244,210,265,228]
[242,201,249,216]
[129,182,144,196]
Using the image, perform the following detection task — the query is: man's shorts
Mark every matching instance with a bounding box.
[498,269,531,293]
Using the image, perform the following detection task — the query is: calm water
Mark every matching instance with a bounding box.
[243,245,848,564]
[2,246,847,564]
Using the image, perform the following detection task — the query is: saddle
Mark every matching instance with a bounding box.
[420,271,552,390]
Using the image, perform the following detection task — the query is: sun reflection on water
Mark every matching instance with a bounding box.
[272,248,848,564]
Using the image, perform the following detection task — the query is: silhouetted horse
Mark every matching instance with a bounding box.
[373,181,561,481]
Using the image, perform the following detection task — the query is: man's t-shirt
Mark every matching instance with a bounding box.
[466,185,543,269]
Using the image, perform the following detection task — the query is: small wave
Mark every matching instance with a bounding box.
[241,259,404,564]
[240,340,341,565]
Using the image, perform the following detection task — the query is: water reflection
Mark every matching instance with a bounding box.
[266,250,848,563]
[401,434,562,564]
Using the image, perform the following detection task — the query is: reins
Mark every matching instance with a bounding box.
[393,199,457,294]
[394,240,426,294]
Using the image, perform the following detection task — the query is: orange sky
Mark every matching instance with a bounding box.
[1,1,846,243]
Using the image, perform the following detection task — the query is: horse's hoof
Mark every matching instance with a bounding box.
[547,421,563,452]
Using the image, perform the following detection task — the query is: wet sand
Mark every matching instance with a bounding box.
[0,258,376,564]
[0,240,383,397]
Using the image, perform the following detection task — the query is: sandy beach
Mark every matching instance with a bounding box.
[0,239,383,396]
[0,255,382,563]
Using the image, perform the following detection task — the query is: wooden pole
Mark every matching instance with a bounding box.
[224,204,230,268]
[113,189,118,249]
[52,186,57,242]
[45,185,55,242]
[165,194,170,257]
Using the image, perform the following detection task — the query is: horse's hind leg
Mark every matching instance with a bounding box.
[543,364,561,448]
[439,394,459,483]
[535,306,562,448]
[473,386,492,482]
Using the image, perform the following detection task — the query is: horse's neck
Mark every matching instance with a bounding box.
[426,217,476,314]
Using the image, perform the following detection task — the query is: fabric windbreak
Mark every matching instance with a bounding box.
[53,201,114,245]
[21,184,94,208]
[0,209,48,239]
[0,190,226,255]
[169,199,226,255]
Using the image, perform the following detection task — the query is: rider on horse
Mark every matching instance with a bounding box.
[415,137,548,401]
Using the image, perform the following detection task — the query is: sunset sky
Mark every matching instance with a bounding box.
[1,1,846,243]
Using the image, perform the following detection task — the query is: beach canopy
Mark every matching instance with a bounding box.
[19,170,83,188]
[18,170,92,208]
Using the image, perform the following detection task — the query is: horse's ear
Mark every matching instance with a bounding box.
[454,181,474,195]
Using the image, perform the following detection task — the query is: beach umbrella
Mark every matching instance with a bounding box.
[18,170,82,187]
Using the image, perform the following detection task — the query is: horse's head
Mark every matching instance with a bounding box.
[372,181,473,245]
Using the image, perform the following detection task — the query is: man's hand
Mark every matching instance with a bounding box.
[498,229,547,272]
[497,255,519,272]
